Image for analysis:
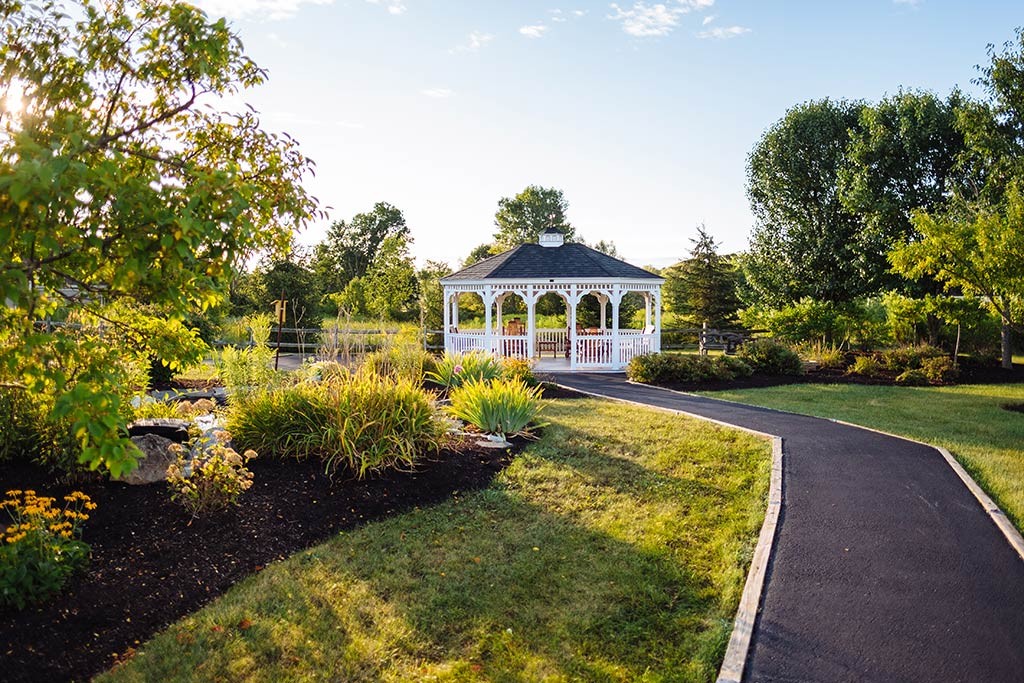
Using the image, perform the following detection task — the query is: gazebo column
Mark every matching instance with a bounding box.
[483,287,495,355]
[611,288,623,369]
[568,286,578,370]
[452,293,459,330]
[598,294,608,332]
[644,292,652,330]
[653,290,662,352]
[443,289,451,353]
[526,287,537,359]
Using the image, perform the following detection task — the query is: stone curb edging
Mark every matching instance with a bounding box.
[549,382,784,683]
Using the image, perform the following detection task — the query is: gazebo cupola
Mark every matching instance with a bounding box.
[440,228,664,371]
[539,226,565,248]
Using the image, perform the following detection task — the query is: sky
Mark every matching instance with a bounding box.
[190,0,1022,269]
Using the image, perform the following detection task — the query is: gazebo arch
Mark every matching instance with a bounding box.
[440,228,664,371]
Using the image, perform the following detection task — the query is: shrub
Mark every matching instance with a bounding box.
[501,357,538,386]
[880,345,946,372]
[848,355,883,378]
[739,340,803,376]
[922,356,959,384]
[718,355,754,379]
[217,344,277,397]
[166,440,256,517]
[229,372,444,478]
[216,313,278,397]
[448,378,543,436]
[626,353,752,384]
[895,368,929,386]
[0,490,95,609]
[626,353,678,384]
[428,351,503,390]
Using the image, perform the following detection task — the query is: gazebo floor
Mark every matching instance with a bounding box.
[533,357,625,374]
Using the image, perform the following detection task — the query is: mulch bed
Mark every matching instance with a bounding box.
[0,440,521,683]
[648,362,1024,393]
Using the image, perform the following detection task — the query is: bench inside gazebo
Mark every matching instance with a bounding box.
[440,228,664,372]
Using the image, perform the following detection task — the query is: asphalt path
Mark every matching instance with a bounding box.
[550,373,1024,683]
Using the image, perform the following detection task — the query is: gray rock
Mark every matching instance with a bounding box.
[127,418,190,443]
[116,433,178,485]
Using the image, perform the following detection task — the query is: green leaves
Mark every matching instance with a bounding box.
[493,185,575,249]
[1,0,323,474]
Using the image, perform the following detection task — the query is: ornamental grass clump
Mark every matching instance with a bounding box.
[166,437,256,517]
[427,351,503,391]
[0,490,95,609]
[228,371,445,479]
[447,378,543,437]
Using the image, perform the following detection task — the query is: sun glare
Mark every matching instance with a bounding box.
[2,84,25,119]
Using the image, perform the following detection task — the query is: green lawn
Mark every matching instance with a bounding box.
[700,383,1024,531]
[100,399,770,682]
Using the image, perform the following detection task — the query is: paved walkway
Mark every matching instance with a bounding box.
[551,373,1024,682]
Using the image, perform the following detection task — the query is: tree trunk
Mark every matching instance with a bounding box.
[925,313,942,347]
[1001,317,1013,370]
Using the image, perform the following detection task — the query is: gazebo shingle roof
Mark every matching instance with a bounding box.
[443,243,661,281]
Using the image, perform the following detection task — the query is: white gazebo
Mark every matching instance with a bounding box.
[441,228,663,371]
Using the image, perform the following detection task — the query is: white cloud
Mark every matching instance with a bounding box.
[608,1,714,38]
[519,24,549,38]
[366,0,407,15]
[267,32,289,48]
[702,14,715,25]
[420,88,453,98]
[697,25,750,39]
[549,8,587,23]
[893,0,921,5]
[192,0,333,21]
[450,31,494,53]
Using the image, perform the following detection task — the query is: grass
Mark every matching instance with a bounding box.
[699,383,1024,532]
[100,399,770,682]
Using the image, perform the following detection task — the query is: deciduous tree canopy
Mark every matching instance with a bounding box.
[744,99,866,305]
[0,0,321,474]
[493,185,575,249]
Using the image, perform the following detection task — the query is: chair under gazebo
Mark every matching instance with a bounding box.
[440,228,664,371]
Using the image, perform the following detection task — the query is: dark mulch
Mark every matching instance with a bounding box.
[647,362,1024,393]
[0,441,520,683]
[150,378,223,392]
[1002,402,1024,414]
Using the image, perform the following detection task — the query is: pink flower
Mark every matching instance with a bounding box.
[453,364,464,375]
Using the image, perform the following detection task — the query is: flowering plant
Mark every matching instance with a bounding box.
[166,435,256,517]
[0,489,95,609]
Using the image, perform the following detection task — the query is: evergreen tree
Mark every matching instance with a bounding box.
[664,226,740,327]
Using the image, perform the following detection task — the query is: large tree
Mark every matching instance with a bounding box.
[957,27,1024,203]
[840,90,967,294]
[365,234,418,321]
[0,1,321,474]
[493,185,575,248]
[313,202,408,294]
[744,99,866,305]
[664,226,740,327]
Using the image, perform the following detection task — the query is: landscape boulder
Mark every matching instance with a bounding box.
[115,433,179,485]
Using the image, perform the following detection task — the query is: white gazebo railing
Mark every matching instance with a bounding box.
[573,332,656,367]
[446,331,488,355]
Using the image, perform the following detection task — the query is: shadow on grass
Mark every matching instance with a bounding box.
[101,401,769,683]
